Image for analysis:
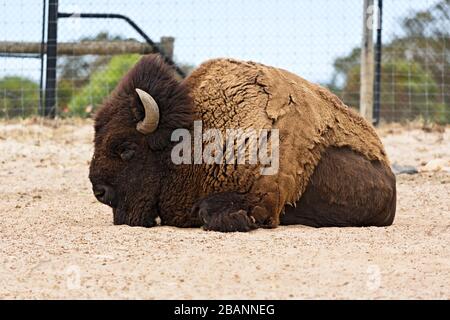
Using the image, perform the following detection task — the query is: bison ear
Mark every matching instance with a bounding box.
[135,88,160,134]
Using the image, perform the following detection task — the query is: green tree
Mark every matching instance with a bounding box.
[0,76,39,118]
[68,54,141,116]
[327,0,450,123]
[57,32,128,110]
[341,60,445,122]
[57,32,193,115]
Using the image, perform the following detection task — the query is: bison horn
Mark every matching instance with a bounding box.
[135,88,160,134]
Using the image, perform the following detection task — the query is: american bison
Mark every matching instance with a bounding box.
[89,54,396,232]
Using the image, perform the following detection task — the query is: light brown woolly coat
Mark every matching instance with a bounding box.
[183,58,390,225]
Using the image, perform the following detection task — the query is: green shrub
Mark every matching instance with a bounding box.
[0,76,40,118]
[68,54,140,116]
[429,103,449,124]
[340,60,446,122]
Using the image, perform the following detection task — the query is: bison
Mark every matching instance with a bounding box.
[89,54,396,232]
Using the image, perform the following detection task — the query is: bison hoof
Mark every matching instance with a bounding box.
[202,209,257,232]
[192,192,258,232]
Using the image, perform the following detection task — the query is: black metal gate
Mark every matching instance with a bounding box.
[41,0,185,118]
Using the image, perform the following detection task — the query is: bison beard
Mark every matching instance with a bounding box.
[89,54,397,232]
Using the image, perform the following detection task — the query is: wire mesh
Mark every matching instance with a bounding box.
[0,0,448,123]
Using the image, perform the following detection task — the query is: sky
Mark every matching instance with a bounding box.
[0,0,439,84]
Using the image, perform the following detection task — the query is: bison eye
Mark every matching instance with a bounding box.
[120,149,135,161]
[114,141,138,161]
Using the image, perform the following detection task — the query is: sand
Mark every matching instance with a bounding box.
[0,119,449,299]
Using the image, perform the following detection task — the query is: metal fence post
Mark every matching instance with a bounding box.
[38,0,47,116]
[373,0,383,125]
[44,0,58,118]
[360,0,374,123]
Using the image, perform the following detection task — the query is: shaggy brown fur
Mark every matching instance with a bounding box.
[184,58,393,228]
[89,54,396,232]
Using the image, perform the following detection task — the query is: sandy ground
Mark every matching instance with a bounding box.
[0,119,449,299]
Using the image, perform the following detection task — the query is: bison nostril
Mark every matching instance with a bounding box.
[93,185,106,199]
[93,184,117,207]
[94,188,105,198]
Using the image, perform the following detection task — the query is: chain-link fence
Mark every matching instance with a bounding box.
[0,0,449,123]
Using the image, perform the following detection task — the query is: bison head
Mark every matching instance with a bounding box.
[89,54,193,227]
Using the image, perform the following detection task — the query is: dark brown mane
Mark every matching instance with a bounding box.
[95,54,194,150]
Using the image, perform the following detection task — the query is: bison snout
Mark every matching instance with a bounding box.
[93,184,117,207]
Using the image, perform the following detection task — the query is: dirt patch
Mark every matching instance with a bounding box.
[0,119,449,299]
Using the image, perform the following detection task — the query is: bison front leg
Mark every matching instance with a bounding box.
[191,192,262,232]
